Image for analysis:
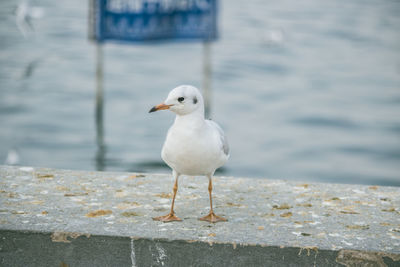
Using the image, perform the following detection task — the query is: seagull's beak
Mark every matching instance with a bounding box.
[149,103,172,113]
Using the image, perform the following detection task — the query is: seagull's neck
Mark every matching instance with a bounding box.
[174,110,205,129]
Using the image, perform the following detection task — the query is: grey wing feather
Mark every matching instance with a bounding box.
[207,120,230,156]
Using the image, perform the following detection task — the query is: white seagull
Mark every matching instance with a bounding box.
[149,85,229,223]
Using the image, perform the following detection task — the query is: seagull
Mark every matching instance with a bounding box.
[5,148,20,165]
[15,0,44,38]
[149,85,229,223]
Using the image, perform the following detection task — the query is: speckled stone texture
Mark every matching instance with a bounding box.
[1,166,399,266]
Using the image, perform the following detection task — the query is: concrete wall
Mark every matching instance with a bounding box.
[1,166,399,266]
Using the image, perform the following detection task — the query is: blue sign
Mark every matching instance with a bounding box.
[90,0,218,43]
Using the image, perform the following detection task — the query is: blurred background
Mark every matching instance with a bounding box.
[0,0,399,186]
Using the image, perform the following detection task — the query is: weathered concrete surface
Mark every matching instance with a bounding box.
[0,165,399,266]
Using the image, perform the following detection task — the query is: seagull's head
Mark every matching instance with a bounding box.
[149,85,204,116]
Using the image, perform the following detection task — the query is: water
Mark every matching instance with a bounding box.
[1,0,400,186]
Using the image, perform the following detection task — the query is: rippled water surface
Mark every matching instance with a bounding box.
[1,0,400,186]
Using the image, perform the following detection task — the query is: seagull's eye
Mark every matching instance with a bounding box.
[178,97,185,103]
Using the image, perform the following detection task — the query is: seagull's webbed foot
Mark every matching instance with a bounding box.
[153,212,182,222]
[199,211,227,223]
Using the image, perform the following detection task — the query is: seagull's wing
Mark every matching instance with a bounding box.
[206,120,229,156]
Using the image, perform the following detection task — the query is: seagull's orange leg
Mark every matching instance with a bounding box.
[199,176,227,223]
[153,172,181,222]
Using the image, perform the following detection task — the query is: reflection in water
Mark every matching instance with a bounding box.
[95,44,106,171]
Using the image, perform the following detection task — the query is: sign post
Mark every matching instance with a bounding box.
[89,0,218,169]
[203,41,211,118]
[95,44,105,171]
[90,0,217,42]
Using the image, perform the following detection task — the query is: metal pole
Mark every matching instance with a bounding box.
[95,43,105,171]
[202,41,212,118]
